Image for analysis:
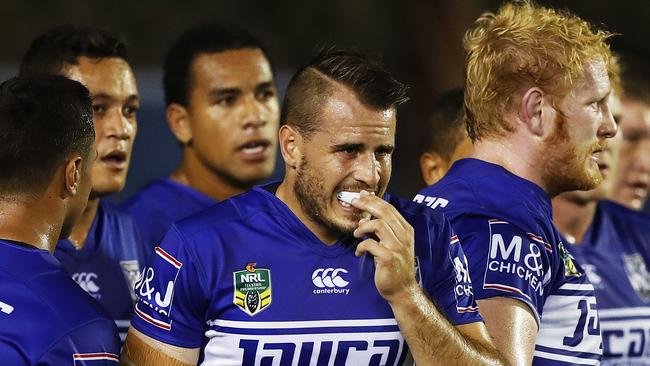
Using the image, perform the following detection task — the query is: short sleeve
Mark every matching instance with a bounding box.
[453,215,554,323]
[38,319,120,365]
[421,216,483,326]
[130,225,208,348]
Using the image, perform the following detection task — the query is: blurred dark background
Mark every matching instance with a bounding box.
[1,0,648,203]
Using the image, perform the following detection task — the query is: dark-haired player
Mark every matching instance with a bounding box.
[121,23,279,251]
[416,2,617,365]
[418,88,471,186]
[121,49,504,365]
[20,25,145,341]
[0,75,120,365]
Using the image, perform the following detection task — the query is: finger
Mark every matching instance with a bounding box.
[353,218,400,247]
[355,238,391,258]
[351,192,409,232]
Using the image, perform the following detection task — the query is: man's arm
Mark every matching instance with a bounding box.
[120,328,199,366]
[388,284,506,366]
[352,191,506,366]
[476,297,539,366]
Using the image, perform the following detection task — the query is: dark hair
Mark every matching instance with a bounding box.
[0,74,94,196]
[19,25,128,76]
[281,48,409,138]
[620,54,650,102]
[164,22,268,107]
[420,88,467,160]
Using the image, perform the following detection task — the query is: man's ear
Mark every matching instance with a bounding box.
[64,156,83,197]
[167,103,192,145]
[279,124,303,169]
[519,87,546,137]
[420,152,450,186]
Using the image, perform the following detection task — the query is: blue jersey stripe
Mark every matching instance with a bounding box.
[535,344,602,360]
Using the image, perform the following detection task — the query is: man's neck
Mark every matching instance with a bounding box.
[275,179,339,245]
[472,138,549,194]
[170,149,246,202]
[0,197,62,253]
[68,197,100,250]
[552,197,597,245]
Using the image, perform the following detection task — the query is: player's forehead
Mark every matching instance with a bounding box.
[64,56,139,99]
[620,99,650,132]
[190,48,274,92]
[318,88,396,145]
[566,59,611,103]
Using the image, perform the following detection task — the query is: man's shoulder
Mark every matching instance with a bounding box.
[0,263,116,339]
[121,178,214,215]
[171,187,280,241]
[387,193,448,229]
[418,162,550,229]
[600,199,650,227]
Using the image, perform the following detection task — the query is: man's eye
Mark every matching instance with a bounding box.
[123,106,139,117]
[217,96,237,106]
[257,90,275,101]
[92,105,106,113]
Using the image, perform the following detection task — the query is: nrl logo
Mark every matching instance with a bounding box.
[233,262,272,316]
[558,242,581,278]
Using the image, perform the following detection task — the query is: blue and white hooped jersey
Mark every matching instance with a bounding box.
[121,178,216,255]
[0,239,120,365]
[130,184,482,365]
[567,200,650,365]
[416,158,602,366]
[55,200,146,342]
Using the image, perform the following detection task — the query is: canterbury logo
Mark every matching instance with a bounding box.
[312,268,349,288]
[72,272,100,293]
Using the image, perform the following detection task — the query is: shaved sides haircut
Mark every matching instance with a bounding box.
[281,49,409,138]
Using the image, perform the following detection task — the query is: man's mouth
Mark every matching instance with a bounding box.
[100,150,127,169]
[628,180,649,199]
[237,139,271,160]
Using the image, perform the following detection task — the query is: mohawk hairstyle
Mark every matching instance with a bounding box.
[281,48,409,138]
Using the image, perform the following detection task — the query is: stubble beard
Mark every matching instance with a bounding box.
[541,112,602,197]
[293,157,362,238]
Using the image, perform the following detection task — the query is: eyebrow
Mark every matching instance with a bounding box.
[92,93,141,104]
[331,143,395,152]
[256,81,275,90]
[208,87,241,99]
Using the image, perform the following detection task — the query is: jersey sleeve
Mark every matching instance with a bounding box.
[453,215,553,324]
[37,319,120,365]
[420,215,483,325]
[130,225,209,348]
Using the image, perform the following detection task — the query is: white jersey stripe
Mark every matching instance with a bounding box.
[558,283,595,291]
[207,318,399,329]
[534,350,600,365]
[598,307,650,318]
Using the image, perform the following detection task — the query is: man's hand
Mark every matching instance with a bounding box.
[351,190,418,302]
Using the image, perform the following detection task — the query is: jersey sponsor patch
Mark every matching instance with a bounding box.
[120,260,141,302]
[448,238,479,314]
[0,300,14,315]
[133,247,182,330]
[203,319,408,365]
[622,253,650,302]
[559,242,582,278]
[72,272,101,299]
[234,262,272,316]
[483,220,550,304]
[412,194,449,210]
[312,268,350,295]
